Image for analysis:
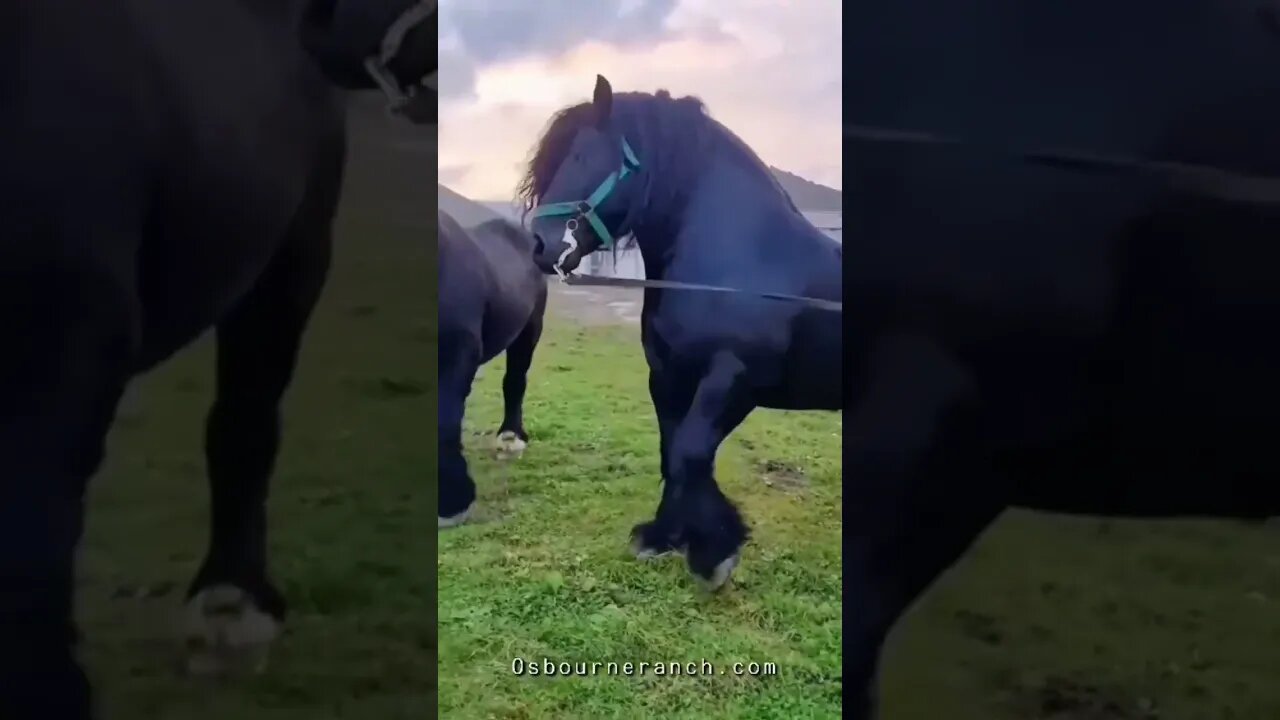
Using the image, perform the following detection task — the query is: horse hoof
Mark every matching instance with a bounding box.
[629,523,682,560]
[630,534,673,560]
[696,553,740,592]
[438,503,473,529]
[493,431,528,460]
[181,584,279,678]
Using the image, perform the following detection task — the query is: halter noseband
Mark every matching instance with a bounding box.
[529,137,641,250]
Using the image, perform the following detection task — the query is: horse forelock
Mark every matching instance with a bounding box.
[515,103,593,219]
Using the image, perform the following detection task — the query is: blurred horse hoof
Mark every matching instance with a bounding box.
[438,503,473,529]
[181,584,278,677]
[629,522,681,560]
[630,535,669,560]
[493,430,528,460]
[695,553,740,592]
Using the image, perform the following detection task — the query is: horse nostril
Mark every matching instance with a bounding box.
[533,235,545,255]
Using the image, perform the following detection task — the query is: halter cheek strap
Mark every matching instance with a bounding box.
[530,138,641,249]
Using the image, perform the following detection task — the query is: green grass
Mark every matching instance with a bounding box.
[881,514,1280,720]
[79,209,436,720]
[438,321,844,720]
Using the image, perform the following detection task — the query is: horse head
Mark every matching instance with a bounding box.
[525,74,644,276]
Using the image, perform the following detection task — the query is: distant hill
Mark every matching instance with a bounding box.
[439,184,503,227]
[769,167,842,211]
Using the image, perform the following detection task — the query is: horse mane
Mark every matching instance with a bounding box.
[515,89,799,240]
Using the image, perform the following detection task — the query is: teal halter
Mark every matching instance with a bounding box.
[529,137,641,249]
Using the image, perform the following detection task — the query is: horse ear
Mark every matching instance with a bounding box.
[592,74,613,127]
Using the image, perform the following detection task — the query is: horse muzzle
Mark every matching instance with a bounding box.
[532,232,582,277]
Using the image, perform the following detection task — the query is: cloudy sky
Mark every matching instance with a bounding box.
[437,0,842,201]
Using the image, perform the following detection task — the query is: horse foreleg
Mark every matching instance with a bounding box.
[183,234,330,678]
[494,301,545,460]
[630,369,694,559]
[844,334,1003,719]
[643,352,755,590]
[438,334,480,527]
[0,261,136,720]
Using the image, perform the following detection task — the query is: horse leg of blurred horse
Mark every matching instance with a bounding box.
[844,334,1002,719]
[657,352,755,589]
[629,369,695,558]
[494,295,545,460]
[183,196,335,677]
[0,247,137,719]
[439,334,480,527]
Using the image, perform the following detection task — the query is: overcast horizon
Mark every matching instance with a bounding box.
[438,0,842,201]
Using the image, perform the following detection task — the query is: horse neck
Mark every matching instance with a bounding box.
[623,130,702,278]
[624,104,793,274]
[628,194,685,279]
[630,226,672,279]
[630,131,790,278]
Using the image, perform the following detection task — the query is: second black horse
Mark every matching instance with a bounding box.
[438,210,548,527]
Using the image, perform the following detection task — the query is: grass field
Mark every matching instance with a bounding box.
[441,318,1280,719]
[79,205,437,719]
[884,512,1280,720]
[438,320,844,720]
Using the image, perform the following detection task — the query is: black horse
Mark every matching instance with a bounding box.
[1,2,433,717]
[438,211,548,527]
[844,1,1280,717]
[524,76,843,590]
